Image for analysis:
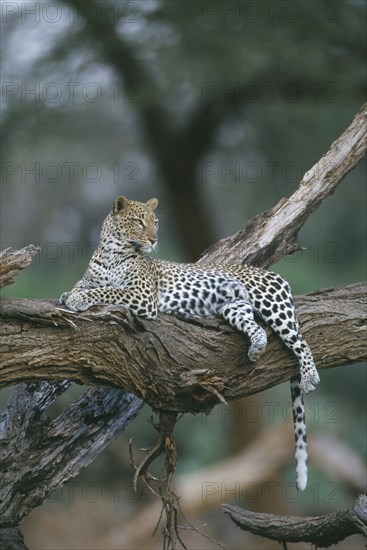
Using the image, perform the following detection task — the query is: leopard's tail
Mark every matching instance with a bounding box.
[290,375,308,491]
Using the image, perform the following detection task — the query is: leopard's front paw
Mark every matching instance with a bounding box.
[64,291,92,312]
[59,291,70,305]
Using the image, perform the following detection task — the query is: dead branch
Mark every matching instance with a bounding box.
[113,429,366,549]
[0,528,27,550]
[129,411,178,492]
[199,102,367,266]
[222,494,367,547]
[0,283,365,412]
[0,382,143,527]
[0,245,40,289]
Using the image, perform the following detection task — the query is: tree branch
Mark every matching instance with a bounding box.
[0,245,40,289]
[0,381,143,527]
[0,282,366,412]
[107,430,366,548]
[63,1,361,260]
[223,494,367,547]
[199,102,367,267]
[0,528,27,550]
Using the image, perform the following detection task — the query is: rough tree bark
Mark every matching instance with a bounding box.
[0,283,366,412]
[223,494,367,547]
[0,245,40,288]
[0,103,366,548]
[0,381,143,528]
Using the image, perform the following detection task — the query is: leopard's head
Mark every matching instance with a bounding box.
[103,195,159,253]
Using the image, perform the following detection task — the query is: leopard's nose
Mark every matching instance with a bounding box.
[149,237,157,245]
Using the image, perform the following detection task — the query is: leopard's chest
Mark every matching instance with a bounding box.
[86,249,144,288]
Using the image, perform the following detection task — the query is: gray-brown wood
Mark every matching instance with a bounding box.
[0,528,28,550]
[198,102,367,267]
[223,494,367,547]
[0,245,40,289]
[0,381,143,527]
[0,283,366,413]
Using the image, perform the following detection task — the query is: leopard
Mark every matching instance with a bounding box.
[60,195,320,490]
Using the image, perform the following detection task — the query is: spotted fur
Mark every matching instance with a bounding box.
[60,195,320,490]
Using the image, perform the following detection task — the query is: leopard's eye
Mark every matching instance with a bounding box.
[133,219,145,229]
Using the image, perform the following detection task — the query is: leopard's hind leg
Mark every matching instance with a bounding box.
[250,276,320,393]
[218,281,267,362]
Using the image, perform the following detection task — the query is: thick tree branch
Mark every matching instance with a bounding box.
[63,1,352,260]
[0,381,143,527]
[199,102,367,267]
[114,432,366,548]
[1,282,366,412]
[223,494,367,547]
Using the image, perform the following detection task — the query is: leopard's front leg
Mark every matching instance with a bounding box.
[59,287,157,319]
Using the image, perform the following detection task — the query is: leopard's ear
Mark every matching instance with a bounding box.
[146,197,158,211]
[113,195,130,215]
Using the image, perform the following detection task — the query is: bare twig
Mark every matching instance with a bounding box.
[129,412,177,493]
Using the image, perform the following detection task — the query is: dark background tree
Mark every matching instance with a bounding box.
[1,1,366,548]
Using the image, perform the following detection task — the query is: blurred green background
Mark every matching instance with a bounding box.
[1,1,366,548]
